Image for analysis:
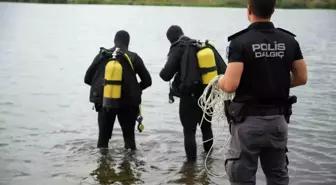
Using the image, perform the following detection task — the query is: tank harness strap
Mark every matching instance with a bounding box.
[199,66,217,74]
[139,104,142,115]
[122,52,143,131]
[123,53,134,71]
[103,80,122,85]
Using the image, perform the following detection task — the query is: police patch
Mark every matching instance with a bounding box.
[252,42,286,59]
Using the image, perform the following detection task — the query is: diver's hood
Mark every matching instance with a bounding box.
[114,30,130,50]
[166,25,184,44]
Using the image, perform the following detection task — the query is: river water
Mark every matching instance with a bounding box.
[0,3,335,185]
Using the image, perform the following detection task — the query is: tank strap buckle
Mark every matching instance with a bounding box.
[199,66,217,74]
[103,79,122,86]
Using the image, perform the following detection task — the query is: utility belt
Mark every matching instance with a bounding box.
[224,96,297,125]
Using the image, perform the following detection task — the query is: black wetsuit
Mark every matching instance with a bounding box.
[85,44,152,150]
[160,36,226,161]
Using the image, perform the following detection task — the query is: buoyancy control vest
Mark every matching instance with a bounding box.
[179,39,219,95]
[100,47,134,109]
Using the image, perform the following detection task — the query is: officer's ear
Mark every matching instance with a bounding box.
[247,5,252,21]
[247,5,252,15]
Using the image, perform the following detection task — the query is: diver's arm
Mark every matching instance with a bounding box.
[218,39,244,93]
[159,47,182,82]
[134,54,152,90]
[84,53,100,86]
[290,40,307,88]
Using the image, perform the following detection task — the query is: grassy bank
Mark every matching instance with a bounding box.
[2,0,336,9]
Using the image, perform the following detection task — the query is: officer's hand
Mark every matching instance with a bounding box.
[218,75,225,91]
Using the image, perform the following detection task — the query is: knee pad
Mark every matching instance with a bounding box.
[224,150,255,182]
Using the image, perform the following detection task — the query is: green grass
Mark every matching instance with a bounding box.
[2,0,336,9]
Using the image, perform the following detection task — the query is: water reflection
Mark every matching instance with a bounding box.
[176,161,211,185]
[90,149,143,185]
[168,153,215,185]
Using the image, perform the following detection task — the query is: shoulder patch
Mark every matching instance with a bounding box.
[277,28,296,37]
[228,28,249,41]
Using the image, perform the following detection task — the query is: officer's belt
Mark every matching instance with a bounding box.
[244,107,285,116]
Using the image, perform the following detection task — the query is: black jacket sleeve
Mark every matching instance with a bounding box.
[134,54,152,90]
[159,46,183,82]
[84,53,101,86]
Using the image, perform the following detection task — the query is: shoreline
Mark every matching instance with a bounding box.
[1,1,336,9]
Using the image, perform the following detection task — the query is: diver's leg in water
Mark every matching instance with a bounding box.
[118,106,138,150]
[97,109,116,148]
[179,96,198,162]
[198,108,214,153]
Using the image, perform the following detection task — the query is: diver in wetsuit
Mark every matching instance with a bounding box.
[159,25,227,162]
[84,30,152,150]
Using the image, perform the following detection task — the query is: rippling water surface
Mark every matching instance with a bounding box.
[0,3,335,185]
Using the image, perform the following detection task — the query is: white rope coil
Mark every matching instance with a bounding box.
[196,75,316,179]
[197,75,235,178]
[198,75,235,122]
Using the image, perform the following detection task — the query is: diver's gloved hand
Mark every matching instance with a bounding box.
[169,88,174,104]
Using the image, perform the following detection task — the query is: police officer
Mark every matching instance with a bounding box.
[84,30,152,150]
[160,25,226,162]
[218,0,308,184]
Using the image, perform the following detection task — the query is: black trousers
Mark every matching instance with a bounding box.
[96,105,139,150]
[179,95,214,162]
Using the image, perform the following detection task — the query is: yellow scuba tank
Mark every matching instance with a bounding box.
[196,40,218,85]
[102,48,123,109]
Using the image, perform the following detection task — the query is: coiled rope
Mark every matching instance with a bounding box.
[196,75,316,180]
[197,75,235,178]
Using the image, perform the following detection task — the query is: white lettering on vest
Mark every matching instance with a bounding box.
[252,42,286,59]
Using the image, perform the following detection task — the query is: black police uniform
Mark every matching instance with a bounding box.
[84,45,152,150]
[224,22,304,185]
[160,35,226,162]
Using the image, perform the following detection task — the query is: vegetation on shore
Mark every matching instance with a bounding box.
[2,0,336,9]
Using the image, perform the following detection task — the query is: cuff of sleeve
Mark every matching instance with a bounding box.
[228,60,243,63]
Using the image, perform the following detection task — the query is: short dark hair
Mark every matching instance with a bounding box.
[249,0,276,18]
